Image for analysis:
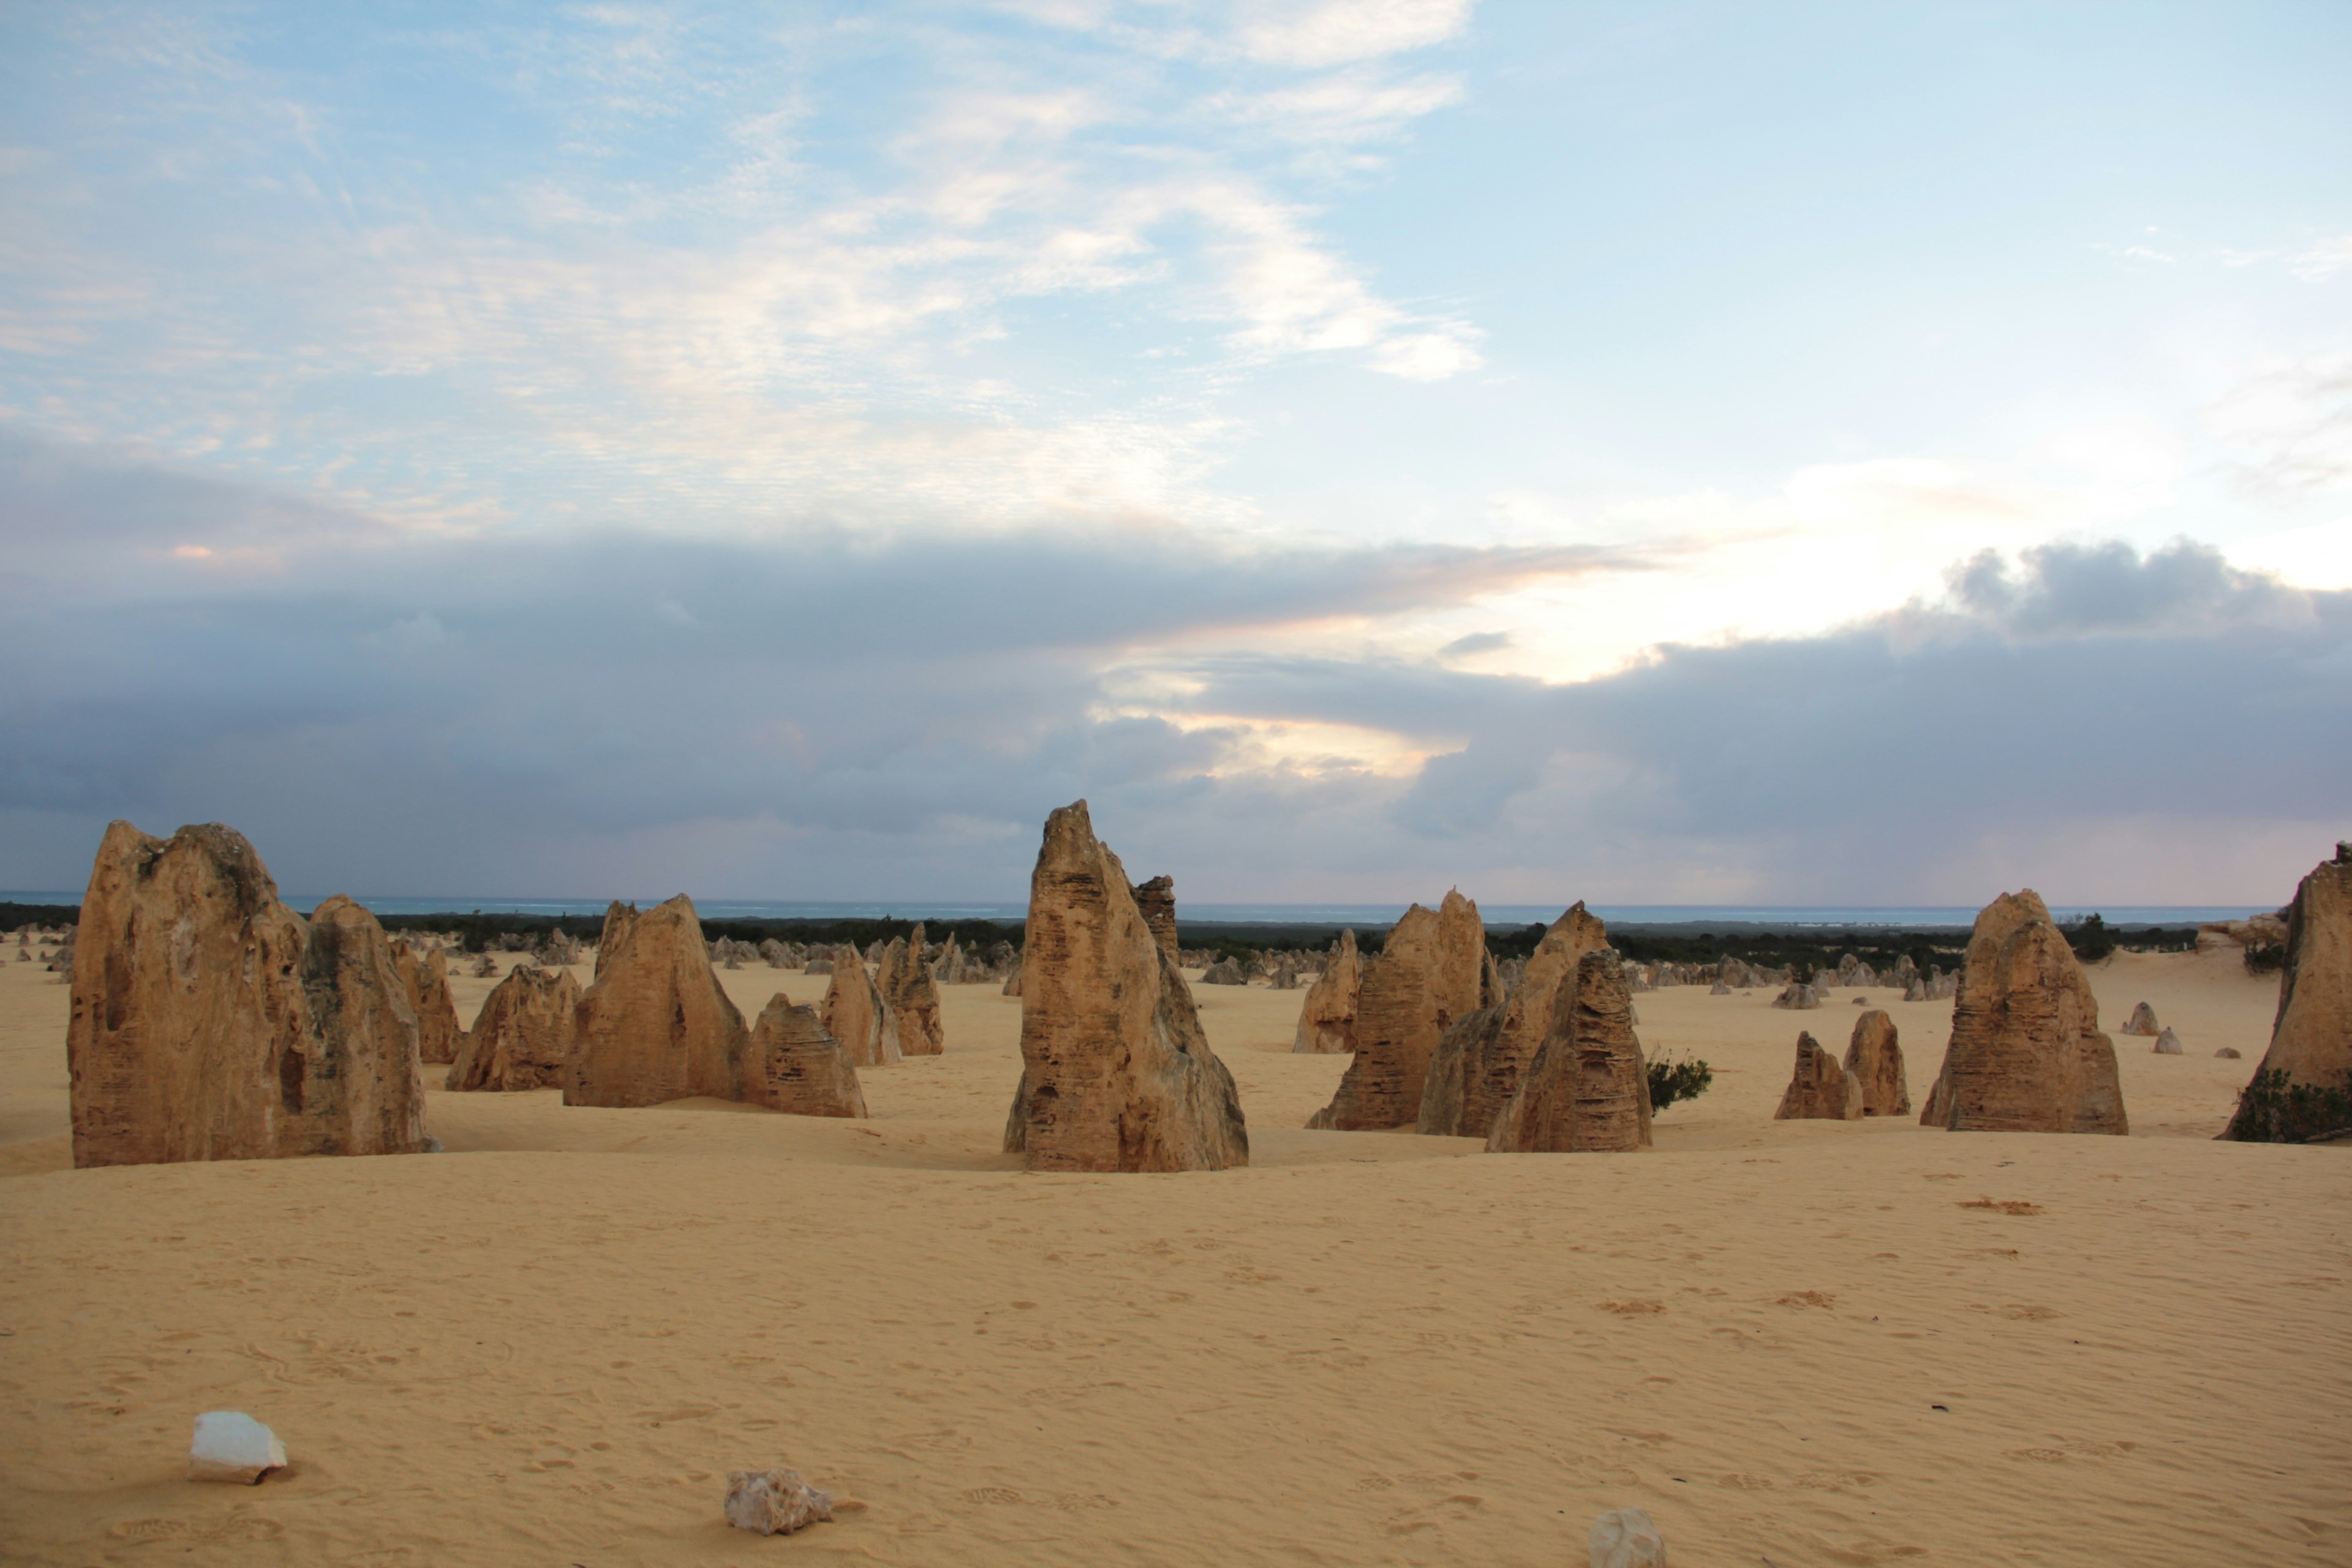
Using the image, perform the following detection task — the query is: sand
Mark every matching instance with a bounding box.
[2,941,2346,1566]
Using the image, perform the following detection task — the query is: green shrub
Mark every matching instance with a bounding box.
[2243,941,2286,975]
[1647,1055,1714,1114]
[2226,1068,2352,1144]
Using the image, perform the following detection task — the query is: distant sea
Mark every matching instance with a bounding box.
[2,893,2274,930]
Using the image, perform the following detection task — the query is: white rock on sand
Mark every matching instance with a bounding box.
[1589,1505,1666,1567]
[186,1411,285,1484]
[723,1467,832,1534]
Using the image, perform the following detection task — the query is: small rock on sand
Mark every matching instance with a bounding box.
[187,1411,285,1484]
[2153,1027,2184,1055]
[1589,1506,1665,1567]
[2217,1046,2242,1058]
[725,1468,834,1535]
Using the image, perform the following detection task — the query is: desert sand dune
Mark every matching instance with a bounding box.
[1,942,2345,1566]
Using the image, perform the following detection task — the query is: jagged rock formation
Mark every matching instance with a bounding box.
[1001,801,1246,1172]
[745,996,868,1117]
[1487,949,1652,1153]
[1771,981,1824,1010]
[876,925,944,1056]
[820,944,899,1068]
[566,895,752,1108]
[1133,874,1179,960]
[1001,957,1023,997]
[1292,930,1362,1054]
[1418,902,1609,1139]
[1270,954,1302,990]
[447,964,579,1091]
[2223,850,2352,1143]
[393,942,464,1066]
[1774,1031,1864,1120]
[1200,957,1246,986]
[1708,978,1731,995]
[2120,1001,2160,1037]
[67,821,426,1168]
[1306,892,1487,1131]
[1902,978,1928,1002]
[1918,891,2127,1135]
[1842,1009,1910,1116]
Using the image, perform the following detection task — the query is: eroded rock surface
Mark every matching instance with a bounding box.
[1308,892,1487,1130]
[1133,874,1179,960]
[820,946,899,1068]
[876,925,945,1057]
[1918,891,2127,1135]
[2224,846,2352,1142]
[2120,1001,2160,1037]
[447,964,579,1091]
[746,997,868,1117]
[1487,949,1652,1153]
[566,895,752,1108]
[1842,1008,1910,1116]
[394,943,465,1066]
[1002,801,1246,1172]
[1292,930,1362,1054]
[1774,1031,1864,1120]
[67,821,426,1168]
[1418,902,1608,1139]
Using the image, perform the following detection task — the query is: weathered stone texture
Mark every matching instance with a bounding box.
[1002,801,1247,1172]
[1133,874,1179,961]
[820,946,899,1068]
[2225,847,2352,1141]
[447,963,579,1091]
[1417,902,1608,1139]
[1918,891,2127,1135]
[876,925,944,1057]
[1291,933,1359,1052]
[393,943,464,1066]
[67,821,426,1168]
[1487,949,1652,1153]
[1774,1031,1864,1120]
[565,895,752,1108]
[1842,1008,1911,1116]
[1307,891,1486,1131]
[745,996,869,1118]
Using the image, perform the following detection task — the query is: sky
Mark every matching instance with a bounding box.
[1,0,2348,907]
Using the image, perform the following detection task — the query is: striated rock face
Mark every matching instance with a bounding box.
[1133,874,1179,960]
[67,821,426,1168]
[1487,949,1651,1153]
[1918,891,2127,1135]
[1001,801,1246,1172]
[745,996,868,1117]
[1418,902,1609,1139]
[566,895,752,1108]
[1298,930,1373,1053]
[447,964,579,1091]
[1001,958,1023,997]
[1842,1009,1910,1116]
[393,943,465,1066]
[2225,846,2352,1142]
[1306,893,1486,1130]
[1774,1031,1864,1120]
[876,925,944,1057]
[820,946,899,1068]
[2120,1001,2160,1037]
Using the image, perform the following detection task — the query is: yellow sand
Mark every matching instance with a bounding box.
[1,942,2345,1566]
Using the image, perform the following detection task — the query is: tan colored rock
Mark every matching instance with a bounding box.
[745,997,868,1117]
[1002,801,1246,1172]
[1307,892,1485,1130]
[393,942,464,1066]
[1771,981,1823,1010]
[566,895,752,1108]
[1133,874,1178,960]
[1487,949,1652,1153]
[447,963,579,1091]
[66,821,426,1168]
[1774,1031,1864,1120]
[2119,1001,2159,1037]
[2224,846,2352,1141]
[2152,1027,2184,1055]
[1918,891,2127,1135]
[819,946,899,1068]
[1417,902,1609,1139]
[1842,1009,1910,1116]
[1001,958,1023,997]
[725,1468,833,1536]
[876,925,944,1057]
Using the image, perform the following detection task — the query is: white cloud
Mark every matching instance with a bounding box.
[1237,0,1474,67]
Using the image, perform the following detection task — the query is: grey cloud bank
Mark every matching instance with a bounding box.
[2,435,2343,907]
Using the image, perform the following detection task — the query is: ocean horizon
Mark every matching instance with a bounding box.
[1,892,2277,930]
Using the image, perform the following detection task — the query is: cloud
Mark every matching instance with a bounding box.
[1237,0,1474,67]
[1,445,2339,905]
